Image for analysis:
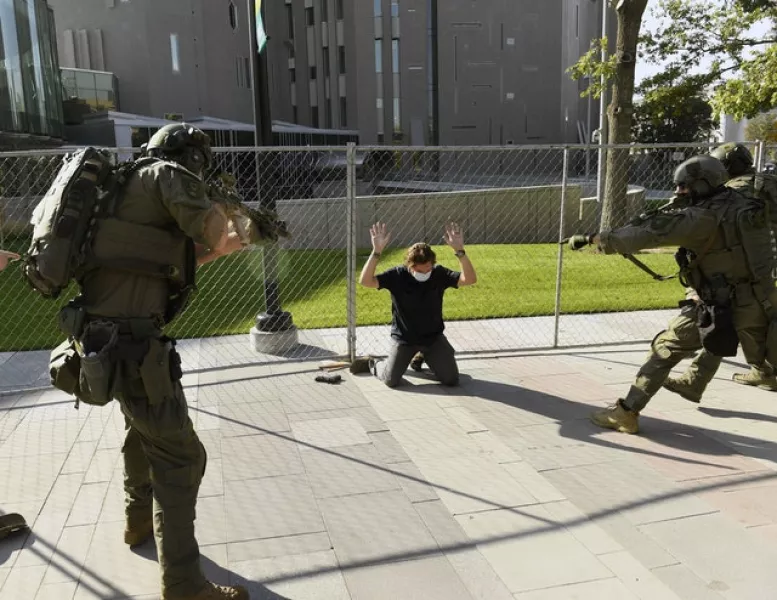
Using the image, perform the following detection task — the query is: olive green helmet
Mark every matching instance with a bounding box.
[673,155,728,198]
[709,142,754,177]
[145,123,212,175]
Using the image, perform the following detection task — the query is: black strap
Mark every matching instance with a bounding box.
[621,254,677,281]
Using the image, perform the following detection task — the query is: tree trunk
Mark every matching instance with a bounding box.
[600,0,648,231]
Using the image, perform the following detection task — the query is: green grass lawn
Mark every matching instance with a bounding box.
[0,242,682,351]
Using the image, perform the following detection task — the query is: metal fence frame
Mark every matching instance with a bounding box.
[0,140,771,392]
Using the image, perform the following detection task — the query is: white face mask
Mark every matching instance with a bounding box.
[412,270,432,283]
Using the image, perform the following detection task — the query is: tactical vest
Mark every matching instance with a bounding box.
[684,188,777,314]
[25,150,195,324]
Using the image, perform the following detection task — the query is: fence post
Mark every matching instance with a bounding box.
[346,142,358,362]
[553,148,570,348]
[757,140,767,172]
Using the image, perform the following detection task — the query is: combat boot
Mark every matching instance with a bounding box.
[124,518,153,547]
[590,400,639,434]
[0,513,28,540]
[662,377,702,403]
[163,581,249,600]
[410,352,425,372]
[732,368,777,391]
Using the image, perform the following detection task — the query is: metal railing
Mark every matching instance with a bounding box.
[0,140,767,391]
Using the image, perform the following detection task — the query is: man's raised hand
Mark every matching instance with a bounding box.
[370,222,391,254]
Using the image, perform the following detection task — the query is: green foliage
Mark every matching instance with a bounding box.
[569,0,777,123]
[714,45,777,119]
[641,0,777,120]
[744,111,777,142]
[633,72,719,142]
[566,37,617,100]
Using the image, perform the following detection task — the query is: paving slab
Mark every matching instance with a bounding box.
[455,505,614,593]
[4,344,777,599]
[318,490,438,565]
[342,555,473,600]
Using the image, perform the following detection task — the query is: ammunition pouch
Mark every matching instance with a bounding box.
[49,338,82,396]
[77,320,120,406]
[58,301,87,338]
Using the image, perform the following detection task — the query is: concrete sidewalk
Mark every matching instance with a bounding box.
[1,343,776,599]
[0,308,678,394]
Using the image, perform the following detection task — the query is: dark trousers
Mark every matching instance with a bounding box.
[375,334,459,387]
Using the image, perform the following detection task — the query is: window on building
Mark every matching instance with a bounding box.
[236,56,249,87]
[374,0,382,16]
[306,7,314,26]
[336,0,344,20]
[391,0,398,17]
[393,96,401,132]
[338,46,346,74]
[340,97,347,127]
[170,34,180,73]
[292,105,298,123]
[321,0,329,23]
[312,106,319,128]
[323,51,330,77]
[326,98,332,127]
[229,2,238,30]
[310,65,317,79]
[375,39,382,73]
[287,4,295,38]
[376,97,384,136]
[289,68,296,83]
[392,39,399,73]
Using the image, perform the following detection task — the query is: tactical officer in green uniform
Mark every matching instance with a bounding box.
[664,142,777,399]
[567,154,777,434]
[62,124,247,599]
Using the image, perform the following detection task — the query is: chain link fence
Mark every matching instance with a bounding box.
[0,141,769,392]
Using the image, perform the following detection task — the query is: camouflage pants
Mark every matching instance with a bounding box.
[622,307,722,413]
[116,337,207,598]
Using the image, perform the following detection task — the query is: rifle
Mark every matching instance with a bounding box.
[206,171,291,245]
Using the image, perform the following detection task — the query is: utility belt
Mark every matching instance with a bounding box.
[51,303,181,409]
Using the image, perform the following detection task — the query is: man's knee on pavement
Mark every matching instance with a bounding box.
[383,376,402,388]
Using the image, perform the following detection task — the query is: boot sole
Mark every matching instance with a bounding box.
[732,376,777,391]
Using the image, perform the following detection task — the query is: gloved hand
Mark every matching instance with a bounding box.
[563,234,593,251]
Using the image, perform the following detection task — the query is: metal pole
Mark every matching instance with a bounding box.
[595,0,608,203]
[757,140,767,172]
[585,76,592,179]
[247,0,294,332]
[553,148,570,348]
[346,142,357,362]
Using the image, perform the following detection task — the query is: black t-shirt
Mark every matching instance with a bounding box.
[376,265,460,345]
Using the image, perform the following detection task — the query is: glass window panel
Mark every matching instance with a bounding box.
[75,70,95,90]
[170,33,180,73]
[95,73,113,90]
